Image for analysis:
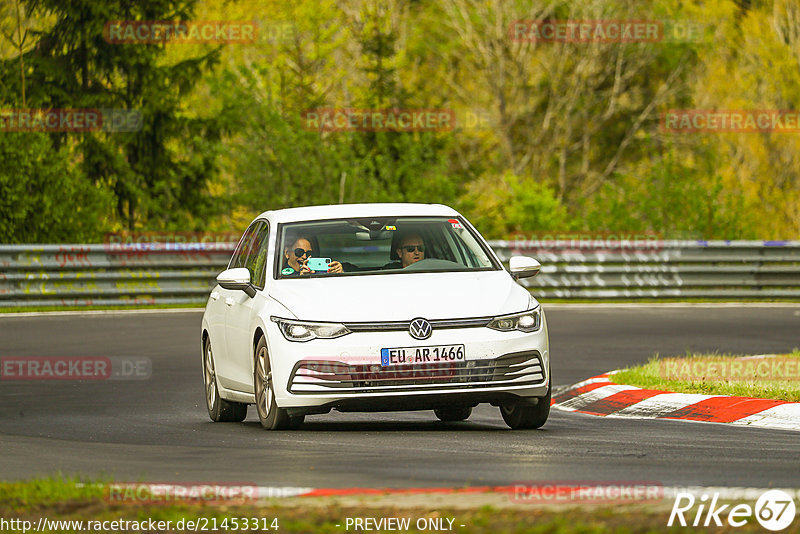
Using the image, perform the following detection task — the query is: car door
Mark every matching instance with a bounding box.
[223,220,270,392]
[214,221,261,389]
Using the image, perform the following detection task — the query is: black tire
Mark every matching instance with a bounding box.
[254,336,303,430]
[500,380,551,430]
[203,337,247,422]
[434,406,472,422]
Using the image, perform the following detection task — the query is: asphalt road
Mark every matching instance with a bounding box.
[1,306,798,488]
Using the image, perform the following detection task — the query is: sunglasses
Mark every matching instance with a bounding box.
[402,245,425,253]
[294,248,314,258]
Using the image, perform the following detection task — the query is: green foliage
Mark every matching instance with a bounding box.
[213,3,460,216]
[218,84,457,212]
[0,0,799,241]
[0,132,111,243]
[582,147,760,238]
[0,0,223,236]
[462,173,571,239]
[504,176,571,234]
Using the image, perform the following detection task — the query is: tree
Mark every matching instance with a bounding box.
[213,0,458,218]
[0,131,111,243]
[0,0,223,233]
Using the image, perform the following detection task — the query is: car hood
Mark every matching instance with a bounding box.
[268,270,531,322]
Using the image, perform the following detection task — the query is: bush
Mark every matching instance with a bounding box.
[0,133,111,243]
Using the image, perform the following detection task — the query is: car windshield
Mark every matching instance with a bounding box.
[276,216,499,278]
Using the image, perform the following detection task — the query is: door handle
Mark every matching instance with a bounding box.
[225,297,235,307]
[210,291,219,301]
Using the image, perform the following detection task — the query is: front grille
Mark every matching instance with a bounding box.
[287,351,544,394]
[342,317,493,332]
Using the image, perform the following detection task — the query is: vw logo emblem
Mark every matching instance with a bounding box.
[409,318,432,340]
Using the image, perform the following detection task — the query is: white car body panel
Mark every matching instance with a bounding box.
[268,270,528,323]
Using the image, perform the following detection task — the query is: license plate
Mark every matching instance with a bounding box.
[380,344,466,366]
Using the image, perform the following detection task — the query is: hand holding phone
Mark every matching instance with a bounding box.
[306,257,331,271]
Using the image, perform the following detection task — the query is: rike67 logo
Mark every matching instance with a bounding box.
[669,489,796,531]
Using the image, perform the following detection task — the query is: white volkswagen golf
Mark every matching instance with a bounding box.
[201,203,550,430]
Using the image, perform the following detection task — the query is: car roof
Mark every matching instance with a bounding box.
[258,203,460,224]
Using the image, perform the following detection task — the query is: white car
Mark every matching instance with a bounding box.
[201,203,550,430]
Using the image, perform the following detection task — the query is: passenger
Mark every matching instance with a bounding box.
[281,235,343,275]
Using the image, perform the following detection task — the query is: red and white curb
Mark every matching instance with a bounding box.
[99,483,800,502]
[551,372,800,432]
[256,485,800,500]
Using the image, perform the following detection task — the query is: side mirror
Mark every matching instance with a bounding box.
[509,256,541,280]
[217,267,256,298]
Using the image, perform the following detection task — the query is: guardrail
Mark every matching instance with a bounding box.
[496,240,800,299]
[0,244,233,308]
[1,241,799,307]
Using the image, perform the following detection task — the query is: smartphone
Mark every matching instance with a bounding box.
[306,257,331,271]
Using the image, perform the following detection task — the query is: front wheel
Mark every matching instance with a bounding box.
[203,337,247,422]
[500,381,551,430]
[254,336,303,430]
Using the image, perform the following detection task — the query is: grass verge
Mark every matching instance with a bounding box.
[613,350,800,402]
[2,299,798,314]
[0,303,204,314]
[537,298,800,304]
[0,477,777,533]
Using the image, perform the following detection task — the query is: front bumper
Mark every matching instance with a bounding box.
[287,350,545,394]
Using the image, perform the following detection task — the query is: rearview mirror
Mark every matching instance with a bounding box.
[355,230,394,241]
[217,267,256,298]
[509,256,541,280]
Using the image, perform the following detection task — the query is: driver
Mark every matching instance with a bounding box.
[281,235,343,275]
[396,233,426,268]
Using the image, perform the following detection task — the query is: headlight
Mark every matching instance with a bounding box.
[270,317,351,342]
[487,308,541,333]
